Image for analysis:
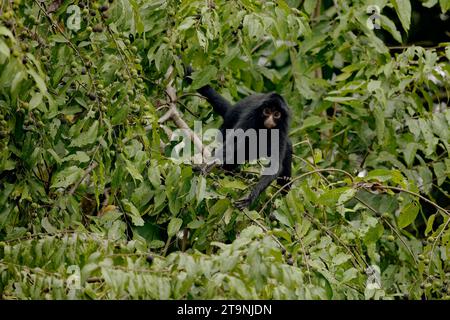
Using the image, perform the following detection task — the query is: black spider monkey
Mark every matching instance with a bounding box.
[185,67,292,209]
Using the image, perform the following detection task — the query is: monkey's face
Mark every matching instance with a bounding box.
[262,107,282,129]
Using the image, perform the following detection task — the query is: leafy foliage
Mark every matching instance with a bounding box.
[0,0,449,299]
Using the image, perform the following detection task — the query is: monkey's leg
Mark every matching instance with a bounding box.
[235,141,288,209]
[235,173,279,210]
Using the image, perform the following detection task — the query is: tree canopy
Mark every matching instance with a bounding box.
[0,0,449,299]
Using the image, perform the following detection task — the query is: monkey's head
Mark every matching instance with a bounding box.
[259,93,290,130]
[262,106,282,129]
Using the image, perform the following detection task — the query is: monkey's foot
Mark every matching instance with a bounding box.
[234,197,252,210]
[193,163,216,176]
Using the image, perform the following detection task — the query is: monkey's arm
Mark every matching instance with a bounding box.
[184,66,232,117]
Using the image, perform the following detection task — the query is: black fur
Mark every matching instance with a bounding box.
[185,67,292,209]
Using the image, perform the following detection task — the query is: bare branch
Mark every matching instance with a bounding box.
[157,66,211,160]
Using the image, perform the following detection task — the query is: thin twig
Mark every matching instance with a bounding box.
[69,161,98,195]
[355,195,418,266]
[364,185,449,217]
[259,168,354,213]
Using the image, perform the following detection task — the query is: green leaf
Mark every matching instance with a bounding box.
[63,151,90,163]
[219,177,247,190]
[187,219,204,229]
[425,214,436,235]
[403,143,418,167]
[364,223,384,244]
[27,69,48,95]
[209,199,230,217]
[367,80,381,92]
[432,162,446,186]
[439,0,450,11]
[301,183,318,203]
[148,160,161,188]
[324,96,358,103]
[373,105,385,145]
[167,217,183,237]
[41,217,58,233]
[49,34,68,43]
[196,30,207,50]
[121,199,144,226]
[337,188,356,206]
[51,166,84,189]
[300,115,323,130]
[0,26,15,39]
[0,39,10,61]
[111,105,129,125]
[190,65,217,90]
[149,240,165,249]
[332,253,352,265]
[47,149,62,164]
[29,92,43,110]
[272,210,292,227]
[303,0,317,15]
[70,121,99,147]
[380,15,403,43]
[11,71,26,98]
[367,169,393,182]
[196,176,206,204]
[341,268,358,283]
[317,187,352,207]
[397,202,419,229]
[124,158,143,183]
[391,0,411,32]
[243,14,263,39]
[178,17,196,30]
[167,187,182,215]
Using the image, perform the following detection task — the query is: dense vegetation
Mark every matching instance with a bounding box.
[0,0,449,299]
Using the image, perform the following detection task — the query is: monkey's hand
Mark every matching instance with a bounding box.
[234,196,252,210]
[277,176,292,195]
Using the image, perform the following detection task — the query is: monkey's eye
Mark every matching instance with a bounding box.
[263,108,271,116]
[273,111,281,119]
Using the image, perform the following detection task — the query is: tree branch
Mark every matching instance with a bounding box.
[158,66,211,160]
[69,161,98,195]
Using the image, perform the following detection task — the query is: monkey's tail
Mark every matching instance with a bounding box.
[184,65,232,118]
